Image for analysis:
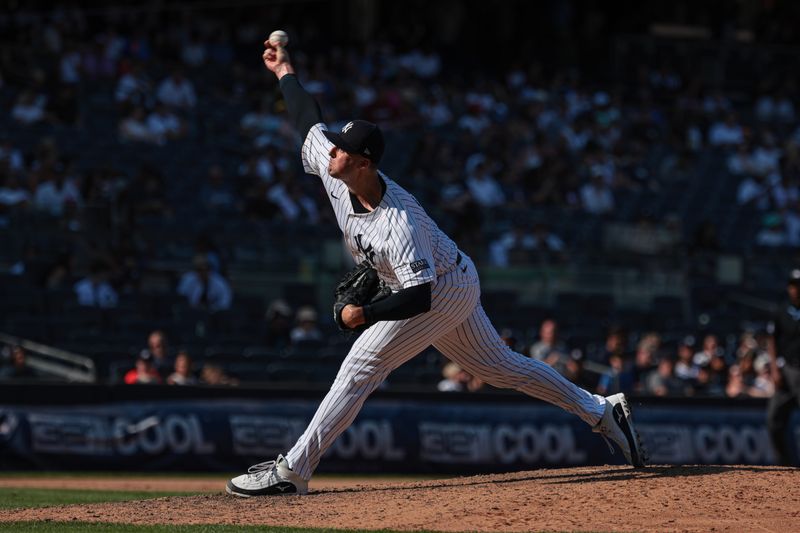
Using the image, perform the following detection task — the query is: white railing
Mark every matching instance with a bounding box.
[0,332,96,383]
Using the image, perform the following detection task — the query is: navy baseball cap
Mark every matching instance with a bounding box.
[323,120,384,164]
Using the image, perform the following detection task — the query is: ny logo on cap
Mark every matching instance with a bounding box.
[342,121,354,133]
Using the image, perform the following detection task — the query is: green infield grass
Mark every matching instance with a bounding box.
[0,471,223,479]
[0,487,204,509]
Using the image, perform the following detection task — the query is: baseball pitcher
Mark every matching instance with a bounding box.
[226,34,648,497]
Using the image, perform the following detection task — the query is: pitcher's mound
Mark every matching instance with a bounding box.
[3,465,799,532]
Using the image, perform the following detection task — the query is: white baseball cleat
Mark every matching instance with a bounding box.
[226,454,308,497]
[593,393,648,468]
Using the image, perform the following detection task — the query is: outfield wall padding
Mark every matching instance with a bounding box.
[0,384,797,471]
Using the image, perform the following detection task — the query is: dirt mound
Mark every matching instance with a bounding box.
[2,465,798,532]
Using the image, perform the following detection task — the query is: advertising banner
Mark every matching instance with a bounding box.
[0,398,795,472]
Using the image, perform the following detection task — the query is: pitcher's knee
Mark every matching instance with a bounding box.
[331,365,387,394]
[471,368,525,390]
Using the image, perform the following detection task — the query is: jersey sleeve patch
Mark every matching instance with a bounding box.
[409,259,430,273]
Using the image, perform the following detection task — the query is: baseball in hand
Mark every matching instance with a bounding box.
[269,30,289,46]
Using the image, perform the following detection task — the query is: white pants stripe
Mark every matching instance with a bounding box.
[285,256,605,480]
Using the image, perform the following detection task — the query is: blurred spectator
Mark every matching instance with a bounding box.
[596,352,634,395]
[466,375,485,392]
[59,45,82,85]
[589,326,627,364]
[200,363,238,386]
[119,107,162,144]
[290,306,323,344]
[0,173,31,212]
[750,132,782,176]
[499,327,520,351]
[177,255,233,312]
[633,333,660,388]
[123,351,162,384]
[240,98,285,141]
[530,223,567,261]
[0,139,24,173]
[490,224,536,267]
[82,41,116,80]
[73,260,119,308]
[420,93,453,127]
[644,356,685,396]
[674,335,699,381]
[755,213,788,247]
[264,299,293,349]
[735,331,760,360]
[239,149,276,183]
[200,165,238,213]
[147,103,186,142]
[156,68,197,109]
[115,62,152,108]
[707,350,729,391]
[0,346,37,380]
[167,350,197,385]
[693,333,721,368]
[528,319,567,365]
[580,172,614,215]
[750,355,775,397]
[438,361,470,392]
[771,174,799,211]
[399,46,442,78]
[693,365,725,397]
[489,222,565,267]
[708,112,744,148]
[267,175,319,222]
[755,88,795,124]
[561,349,590,389]
[466,161,505,208]
[193,234,225,274]
[11,90,48,125]
[128,29,153,63]
[725,364,748,398]
[437,361,483,392]
[34,171,82,217]
[736,172,772,210]
[727,143,753,176]
[145,330,172,377]
[727,350,768,398]
[457,104,490,135]
[181,31,207,67]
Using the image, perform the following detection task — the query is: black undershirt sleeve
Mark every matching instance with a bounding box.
[278,74,323,140]
[362,282,432,324]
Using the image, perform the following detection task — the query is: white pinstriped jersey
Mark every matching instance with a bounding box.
[284,122,608,482]
[302,123,459,291]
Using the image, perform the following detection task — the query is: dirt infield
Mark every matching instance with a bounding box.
[2,465,799,532]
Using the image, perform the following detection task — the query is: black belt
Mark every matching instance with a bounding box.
[456,252,462,265]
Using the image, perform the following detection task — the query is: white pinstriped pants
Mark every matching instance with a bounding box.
[286,254,606,480]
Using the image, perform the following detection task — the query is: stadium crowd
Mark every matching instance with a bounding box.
[1,2,799,398]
